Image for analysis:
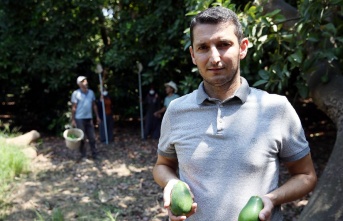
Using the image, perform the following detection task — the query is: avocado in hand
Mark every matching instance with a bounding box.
[238,196,264,221]
[170,181,193,216]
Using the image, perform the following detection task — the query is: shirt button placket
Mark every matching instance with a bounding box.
[217,103,223,132]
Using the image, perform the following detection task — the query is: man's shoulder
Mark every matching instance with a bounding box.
[250,87,286,99]
[71,89,81,96]
[169,90,197,107]
[87,89,95,95]
[249,87,289,107]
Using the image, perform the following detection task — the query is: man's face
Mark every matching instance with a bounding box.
[189,22,248,88]
[165,86,173,94]
[79,79,88,89]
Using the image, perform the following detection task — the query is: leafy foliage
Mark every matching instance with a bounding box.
[0,0,192,133]
[185,0,342,98]
[295,0,343,85]
[0,0,341,133]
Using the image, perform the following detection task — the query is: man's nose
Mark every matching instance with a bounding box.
[209,46,221,64]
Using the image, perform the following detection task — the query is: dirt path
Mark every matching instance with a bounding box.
[2,122,335,221]
[4,127,167,221]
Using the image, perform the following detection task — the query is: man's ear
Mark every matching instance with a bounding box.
[189,46,197,65]
[239,38,249,60]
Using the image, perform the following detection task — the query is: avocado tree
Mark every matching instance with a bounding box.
[99,0,194,119]
[253,1,343,220]
[185,0,343,219]
[0,0,193,132]
[259,1,343,220]
[0,0,107,132]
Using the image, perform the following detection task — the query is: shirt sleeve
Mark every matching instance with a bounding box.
[91,90,96,101]
[279,98,310,162]
[71,90,77,104]
[157,104,177,158]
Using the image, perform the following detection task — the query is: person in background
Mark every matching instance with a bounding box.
[97,88,114,143]
[152,6,317,221]
[71,76,101,161]
[143,87,162,140]
[153,81,180,118]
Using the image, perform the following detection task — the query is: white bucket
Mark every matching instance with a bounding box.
[63,128,84,150]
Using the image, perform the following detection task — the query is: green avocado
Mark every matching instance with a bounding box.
[170,181,193,216]
[238,196,264,221]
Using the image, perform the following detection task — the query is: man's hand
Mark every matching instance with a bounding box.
[154,112,162,118]
[163,180,197,221]
[259,196,274,221]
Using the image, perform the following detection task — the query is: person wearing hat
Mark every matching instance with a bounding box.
[153,81,180,119]
[71,76,101,161]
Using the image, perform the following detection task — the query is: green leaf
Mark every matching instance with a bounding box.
[288,50,303,64]
[253,79,268,87]
[296,83,309,98]
[258,70,270,80]
[258,35,268,43]
[265,9,281,18]
[323,23,336,35]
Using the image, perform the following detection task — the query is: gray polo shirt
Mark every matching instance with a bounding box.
[157,77,309,221]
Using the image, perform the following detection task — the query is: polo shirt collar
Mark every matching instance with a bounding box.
[196,77,251,104]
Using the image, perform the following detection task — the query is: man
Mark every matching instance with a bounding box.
[153,81,180,118]
[143,86,162,140]
[71,76,101,161]
[152,6,317,221]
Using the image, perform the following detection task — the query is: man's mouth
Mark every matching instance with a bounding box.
[208,67,224,71]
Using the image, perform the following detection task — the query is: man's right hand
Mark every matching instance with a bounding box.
[163,179,197,221]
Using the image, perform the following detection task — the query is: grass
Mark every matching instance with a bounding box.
[0,136,31,220]
[0,138,30,189]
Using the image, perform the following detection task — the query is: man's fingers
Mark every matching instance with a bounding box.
[163,179,179,207]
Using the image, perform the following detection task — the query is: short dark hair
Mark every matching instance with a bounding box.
[190,6,244,47]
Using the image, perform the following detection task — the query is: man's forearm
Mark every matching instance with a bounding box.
[155,107,166,115]
[93,103,100,118]
[153,164,179,188]
[266,172,317,206]
[71,105,76,121]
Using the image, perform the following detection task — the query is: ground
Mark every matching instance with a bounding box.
[1,104,336,221]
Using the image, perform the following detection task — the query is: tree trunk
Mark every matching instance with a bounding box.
[298,63,343,220]
[259,0,343,220]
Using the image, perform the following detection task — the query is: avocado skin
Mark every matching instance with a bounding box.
[238,196,264,221]
[170,181,193,216]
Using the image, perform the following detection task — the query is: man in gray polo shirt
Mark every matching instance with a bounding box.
[152,6,317,221]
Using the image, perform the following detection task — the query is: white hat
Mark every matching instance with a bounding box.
[76,76,86,85]
[164,81,178,93]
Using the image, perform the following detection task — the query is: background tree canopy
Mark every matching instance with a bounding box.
[0,0,341,134]
[0,0,195,133]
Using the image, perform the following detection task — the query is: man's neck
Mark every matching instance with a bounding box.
[204,76,241,101]
[80,87,88,93]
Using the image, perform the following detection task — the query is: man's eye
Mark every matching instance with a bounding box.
[218,42,231,47]
[198,45,208,50]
